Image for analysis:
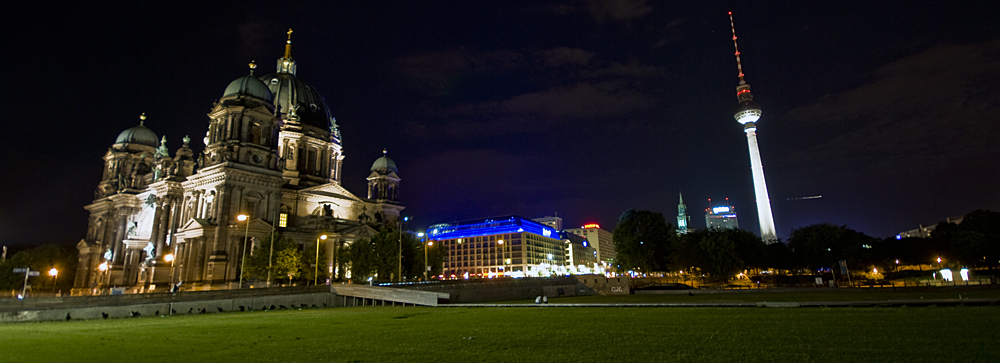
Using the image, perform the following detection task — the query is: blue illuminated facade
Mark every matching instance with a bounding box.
[429,215,565,277]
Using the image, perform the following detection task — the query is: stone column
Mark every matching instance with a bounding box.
[148,198,163,258]
[155,197,172,259]
[112,210,128,265]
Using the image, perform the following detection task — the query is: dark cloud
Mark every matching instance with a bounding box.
[586,0,653,23]
[777,40,1000,184]
[537,47,596,67]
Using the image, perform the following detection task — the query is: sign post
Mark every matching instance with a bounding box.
[13,267,39,298]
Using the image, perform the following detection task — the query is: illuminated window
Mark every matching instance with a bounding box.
[279,213,288,228]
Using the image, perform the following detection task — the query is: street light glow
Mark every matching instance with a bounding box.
[237,214,248,222]
[49,268,58,277]
[164,254,174,262]
[320,234,328,240]
[98,262,108,271]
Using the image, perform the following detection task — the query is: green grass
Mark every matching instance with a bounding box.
[2,305,998,362]
[511,287,1000,304]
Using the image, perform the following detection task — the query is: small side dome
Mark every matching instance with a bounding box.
[224,75,273,101]
[115,119,158,147]
[371,149,397,173]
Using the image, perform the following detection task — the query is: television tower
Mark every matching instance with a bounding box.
[729,12,777,242]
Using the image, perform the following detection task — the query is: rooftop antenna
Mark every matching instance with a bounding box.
[728,11,746,85]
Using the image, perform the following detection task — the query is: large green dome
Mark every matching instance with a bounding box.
[115,123,158,147]
[223,75,273,101]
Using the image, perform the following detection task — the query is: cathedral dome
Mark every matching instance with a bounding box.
[258,72,333,130]
[223,75,273,101]
[115,115,158,147]
[371,150,397,173]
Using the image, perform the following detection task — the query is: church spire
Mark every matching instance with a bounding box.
[276,28,297,75]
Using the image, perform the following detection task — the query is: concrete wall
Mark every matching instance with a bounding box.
[1,292,336,323]
[403,275,626,303]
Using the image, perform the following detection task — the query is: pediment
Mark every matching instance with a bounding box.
[180,217,215,231]
[300,182,361,201]
[336,224,379,239]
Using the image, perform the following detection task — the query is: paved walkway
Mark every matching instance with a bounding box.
[443,298,999,308]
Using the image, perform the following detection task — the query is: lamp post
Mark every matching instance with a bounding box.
[497,240,504,277]
[398,216,408,283]
[237,214,250,289]
[316,234,327,286]
[423,235,431,281]
[48,268,58,294]
[164,253,175,292]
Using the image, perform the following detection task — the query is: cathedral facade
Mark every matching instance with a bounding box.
[73,31,403,294]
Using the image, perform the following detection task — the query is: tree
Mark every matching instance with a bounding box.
[244,234,301,285]
[788,223,875,271]
[939,210,1000,268]
[671,229,745,281]
[612,209,674,273]
[0,244,78,292]
[301,239,329,285]
[345,227,399,282]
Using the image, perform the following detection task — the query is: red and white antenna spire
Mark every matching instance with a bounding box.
[729,11,746,85]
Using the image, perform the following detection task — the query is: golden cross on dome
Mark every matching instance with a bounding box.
[140,112,146,125]
[249,60,257,75]
[283,28,294,59]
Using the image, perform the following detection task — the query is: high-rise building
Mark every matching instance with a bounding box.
[563,223,615,265]
[532,215,563,231]
[561,231,599,273]
[72,30,404,293]
[705,202,739,230]
[676,192,690,235]
[428,216,564,278]
[729,13,777,242]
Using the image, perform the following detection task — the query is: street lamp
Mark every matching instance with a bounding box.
[164,253,175,292]
[316,234,327,286]
[398,216,408,283]
[48,268,58,293]
[424,239,432,281]
[937,256,942,270]
[497,240,504,277]
[237,214,250,289]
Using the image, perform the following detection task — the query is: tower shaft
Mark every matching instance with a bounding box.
[745,129,776,241]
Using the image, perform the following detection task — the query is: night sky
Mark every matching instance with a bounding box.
[4,1,999,249]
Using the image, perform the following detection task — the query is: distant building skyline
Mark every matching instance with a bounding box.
[705,201,740,231]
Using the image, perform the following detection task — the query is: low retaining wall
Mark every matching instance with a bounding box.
[1,285,448,323]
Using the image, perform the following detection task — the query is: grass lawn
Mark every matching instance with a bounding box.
[2,305,998,362]
[514,286,1000,304]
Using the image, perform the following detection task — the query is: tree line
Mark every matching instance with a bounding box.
[242,227,447,285]
[612,209,1000,282]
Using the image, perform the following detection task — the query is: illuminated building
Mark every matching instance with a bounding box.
[896,216,964,239]
[562,231,598,273]
[532,215,563,231]
[676,192,690,235]
[729,13,777,242]
[428,216,564,278]
[72,30,404,293]
[705,202,739,230]
[563,223,615,264]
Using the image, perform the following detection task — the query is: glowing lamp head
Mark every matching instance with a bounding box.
[236,214,248,222]
[427,241,433,247]
[164,254,175,262]
[98,262,109,272]
[320,234,328,240]
[49,268,58,277]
